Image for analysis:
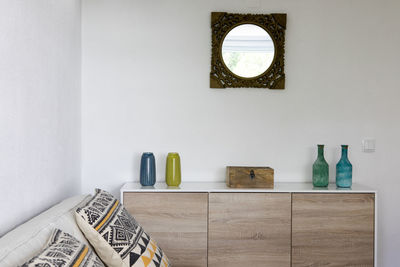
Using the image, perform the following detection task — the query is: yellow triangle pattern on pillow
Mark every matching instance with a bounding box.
[133,239,168,267]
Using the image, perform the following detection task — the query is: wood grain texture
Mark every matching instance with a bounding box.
[226,166,274,188]
[292,193,375,267]
[123,193,208,267]
[208,193,291,267]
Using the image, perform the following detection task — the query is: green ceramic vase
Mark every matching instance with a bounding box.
[312,144,329,187]
[166,152,181,186]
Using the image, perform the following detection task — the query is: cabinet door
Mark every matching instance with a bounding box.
[292,193,375,267]
[123,193,208,267]
[208,193,291,267]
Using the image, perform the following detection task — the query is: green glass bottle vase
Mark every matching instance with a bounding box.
[312,144,329,187]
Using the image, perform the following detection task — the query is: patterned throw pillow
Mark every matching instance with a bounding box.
[21,229,105,267]
[75,189,169,267]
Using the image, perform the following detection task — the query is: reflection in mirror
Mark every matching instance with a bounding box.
[222,24,275,78]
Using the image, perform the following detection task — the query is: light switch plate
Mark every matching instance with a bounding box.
[362,139,376,153]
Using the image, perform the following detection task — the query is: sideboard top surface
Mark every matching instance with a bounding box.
[121,182,376,194]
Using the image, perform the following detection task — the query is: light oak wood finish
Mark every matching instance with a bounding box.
[123,193,208,267]
[208,193,291,267]
[292,193,375,267]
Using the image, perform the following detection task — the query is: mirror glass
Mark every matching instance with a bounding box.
[222,24,275,78]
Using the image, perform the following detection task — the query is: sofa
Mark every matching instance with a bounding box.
[0,195,92,266]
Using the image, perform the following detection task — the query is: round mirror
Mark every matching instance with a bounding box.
[221,24,275,78]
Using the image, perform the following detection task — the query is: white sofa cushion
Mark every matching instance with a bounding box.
[0,194,92,267]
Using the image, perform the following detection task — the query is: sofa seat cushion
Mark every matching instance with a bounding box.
[21,229,105,267]
[75,189,169,267]
[0,194,92,267]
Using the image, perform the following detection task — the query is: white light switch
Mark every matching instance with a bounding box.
[362,139,376,153]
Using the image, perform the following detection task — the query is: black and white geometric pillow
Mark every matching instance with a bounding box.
[21,229,105,267]
[75,189,169,267]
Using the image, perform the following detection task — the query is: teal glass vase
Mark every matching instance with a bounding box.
[312,144,329,187]
[336,145,352,188]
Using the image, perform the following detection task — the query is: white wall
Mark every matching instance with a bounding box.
[0,0,81,236]
[82,0,400,265]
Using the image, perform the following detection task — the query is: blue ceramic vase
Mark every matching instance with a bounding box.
[336,145,352,188]
[140,152,156,186]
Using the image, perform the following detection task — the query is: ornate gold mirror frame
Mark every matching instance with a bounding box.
[210,12,286,89]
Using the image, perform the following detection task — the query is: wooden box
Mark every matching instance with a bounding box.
[226,166,274,188]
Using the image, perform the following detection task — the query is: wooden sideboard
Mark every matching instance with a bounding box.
[121,182,376,267]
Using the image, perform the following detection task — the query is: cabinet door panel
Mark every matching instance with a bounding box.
[123,193,208,267]
[208,193,291,267]
[292,193,375,267]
